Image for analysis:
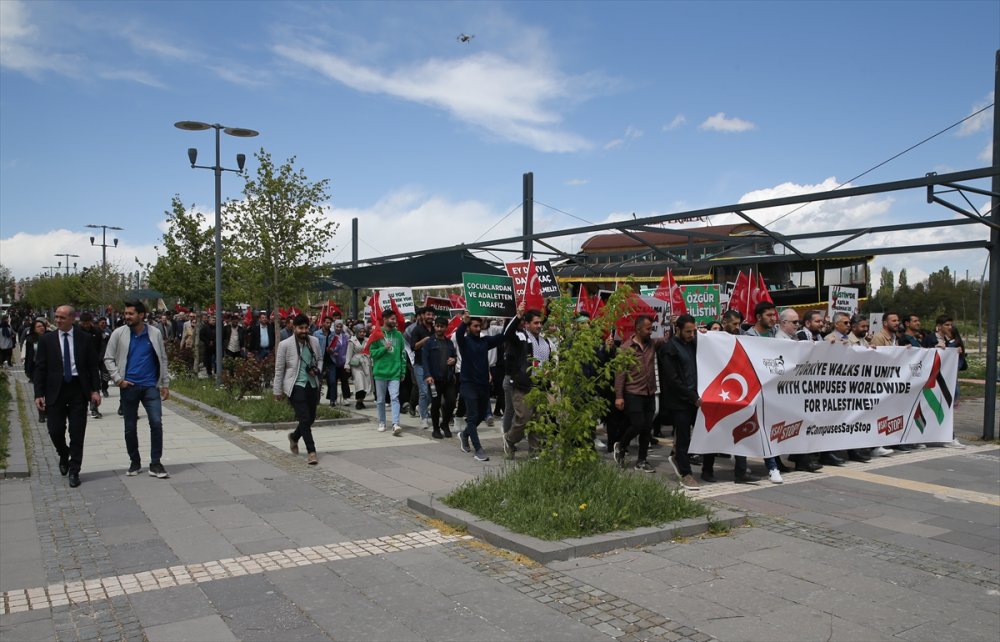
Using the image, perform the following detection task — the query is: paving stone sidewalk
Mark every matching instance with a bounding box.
[2,378,998,641]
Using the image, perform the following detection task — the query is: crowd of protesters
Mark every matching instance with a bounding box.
[3,299,972,483]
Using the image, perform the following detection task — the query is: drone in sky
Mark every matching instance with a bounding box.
[457,33,475,43]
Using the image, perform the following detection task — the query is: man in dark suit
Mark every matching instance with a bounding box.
[33,305,102,488]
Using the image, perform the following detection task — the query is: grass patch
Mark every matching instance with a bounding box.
[0,370,10,469]
[442,459,708,541]
[171,376,347,424]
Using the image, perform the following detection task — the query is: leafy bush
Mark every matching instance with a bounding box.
[221,354,274,400]
[171,377,345,424]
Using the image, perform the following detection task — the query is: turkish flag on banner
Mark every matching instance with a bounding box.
[522,257,545,311]
[699,340,762,432]
[576,286,591,313]
[729,271,751,321]
[653,269,688,316]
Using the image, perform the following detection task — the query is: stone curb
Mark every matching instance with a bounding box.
[169,390,370,431]
[1,378,31,479]
[407,494,747,563]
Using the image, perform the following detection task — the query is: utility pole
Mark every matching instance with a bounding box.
[523,172,533,259]
[55,254,79,276]
[983,49,999,440]
[87,224,123,311]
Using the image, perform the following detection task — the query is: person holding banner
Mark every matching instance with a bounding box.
[744,301,791,481]
[370,310,407,436]
[455,312,508,462]
[660,315,702,487]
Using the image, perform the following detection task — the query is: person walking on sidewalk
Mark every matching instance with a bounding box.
[502,302,552,459]
[613,315,660,475]
[273,313,322,465]
[455,312,508,462]
[104,300,171,479]
[423,317,458,439]
[33,305,102,488]
[370,309,407,436]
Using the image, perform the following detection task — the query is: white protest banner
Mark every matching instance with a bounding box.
[640,297,670,338]
[828,285,859,317]
[505,260,561,300]
[691,332,957,457]
[378,288,415,316]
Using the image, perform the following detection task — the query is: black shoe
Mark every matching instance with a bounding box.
[847,450,871,463]
[734,471,761,483]
[68,473,81,488]
[442,428,453,438]
[776,459,792,473]
[58,456,69,476]
[819,453,845,466]
[649,436,659,446]
[356,401,364,410]
[431,430,443,439]
[796,460,822,473]
[117,407,124,416]
[148,463,170,479]
[126,461,142,476]
[701,471,717,483]
[688,454,702,466]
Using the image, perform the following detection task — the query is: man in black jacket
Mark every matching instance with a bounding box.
[659,314,702,489]
[247,311,277,361]
[502,302,551,459]
[33,305,102,487]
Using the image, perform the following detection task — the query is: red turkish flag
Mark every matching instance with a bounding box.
[615,292,657,343]
[448,293,466,310]
[755,272,774,306]
[444,315,463,338]
[653,269,687,316]
[732,410,760,445]
[362,324,383,355]
[522,257,545,311]
[590,294,606,318]
[576,286,591,314]
[368,291,382,327]
[243,308,253,327]
[729,271,751,322]
[387,296,405,329]
[700,340,762,432]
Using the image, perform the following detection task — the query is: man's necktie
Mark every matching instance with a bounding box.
[63,332,73,383]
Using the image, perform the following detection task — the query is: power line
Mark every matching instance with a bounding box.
[474,201,523,242]
[767,101,995,227]
[532,199,595,225]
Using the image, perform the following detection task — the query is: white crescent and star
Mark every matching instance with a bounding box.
[718,373,749,402]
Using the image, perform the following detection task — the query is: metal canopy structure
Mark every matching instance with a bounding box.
[331,52,999,439]
[328,248,503,289]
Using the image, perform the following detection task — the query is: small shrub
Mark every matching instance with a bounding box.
[171,377,344,424]
[443,459,708,540]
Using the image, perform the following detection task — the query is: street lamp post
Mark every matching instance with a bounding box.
[87,224,123,313]
[42,266,59,278]
[174,121,259,384]
[55,254,80,276]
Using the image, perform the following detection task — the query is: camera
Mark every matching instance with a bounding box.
[307,365,320,378]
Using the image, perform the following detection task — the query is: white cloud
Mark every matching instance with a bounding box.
[273,43,600,153]
[98,69,165,88]
[957,91,994,136]
[0,0,78,77]
[662,114,686,131]
[699,112,756,133]
[978,141,993,164]
[565,178,589,186]
[604,125,643,150]
[0,229,157,281]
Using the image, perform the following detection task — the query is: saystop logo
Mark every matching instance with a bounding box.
[877,415,904,436]
[769,420,802,443]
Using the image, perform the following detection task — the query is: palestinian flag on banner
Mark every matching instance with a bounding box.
[912,351,953,433]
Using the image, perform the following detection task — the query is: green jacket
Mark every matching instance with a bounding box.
[369,329,406,380]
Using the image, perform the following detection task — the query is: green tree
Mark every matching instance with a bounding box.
[0,264,14,304]
[524,286,636,469]
[146,196,215,308]
[875,267,894,302]
[225,150,336,312]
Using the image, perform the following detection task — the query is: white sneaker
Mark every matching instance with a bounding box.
[915,443,927,449]
[942,439,966,449]
[392,424,402,436]
[768,469,783,484]
[873,446,893,457]
[377,423,386,432]
[422,417,430,430]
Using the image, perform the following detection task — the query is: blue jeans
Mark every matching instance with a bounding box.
[413,364,430,419]
[460,382,490,451]
[324,364,339,402]
[375,379,401,425]
[122,385,163,465]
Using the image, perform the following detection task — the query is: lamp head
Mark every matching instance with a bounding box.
[90,236,95,245]
[236,153,246,171]
[114,238,119,247]
[187,148,198,166]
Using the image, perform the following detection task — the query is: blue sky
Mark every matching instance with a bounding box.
[1,0,997,290]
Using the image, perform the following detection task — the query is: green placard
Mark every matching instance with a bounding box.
[682,284,720,326]
[462,273,517,317]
